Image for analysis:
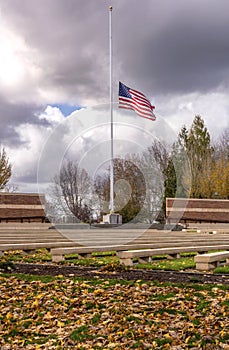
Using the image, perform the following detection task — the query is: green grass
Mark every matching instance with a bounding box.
[70,325,93,342]
[63,255,118,267]
[135,256,196,271]
[3,249,52,263]
[215,265,229,273]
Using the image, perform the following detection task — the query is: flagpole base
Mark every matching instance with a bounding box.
[102,213,122,225]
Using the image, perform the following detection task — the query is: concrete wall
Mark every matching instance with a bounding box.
[0,193,46,223]
[166,198,229,224]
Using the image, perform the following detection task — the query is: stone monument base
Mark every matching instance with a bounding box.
[102,213,122,225]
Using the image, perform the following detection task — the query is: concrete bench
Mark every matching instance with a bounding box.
[194,251,229,271]
[116,245,229,266]
[51,244,174,262]
[50,240,229,266]
[50,243,190,262]
[51,245,126,262]
[50,241,229,262]
[0,241,81,257]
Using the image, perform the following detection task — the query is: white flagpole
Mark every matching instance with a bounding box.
[109,5,114,213]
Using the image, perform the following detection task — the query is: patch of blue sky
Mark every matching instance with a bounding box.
[51,103,82,117]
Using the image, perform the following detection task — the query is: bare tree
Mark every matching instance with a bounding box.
[217,127,229,159]
[52,160,92,223]
[146,140,171,174]
[143,140,173,220]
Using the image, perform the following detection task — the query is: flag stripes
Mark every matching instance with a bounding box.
[118,82,156,121]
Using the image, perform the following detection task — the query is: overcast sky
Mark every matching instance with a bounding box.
[0,0,229,193]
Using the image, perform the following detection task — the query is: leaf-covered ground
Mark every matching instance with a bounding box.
[0,273,229,349]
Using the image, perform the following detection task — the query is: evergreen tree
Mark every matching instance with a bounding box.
[0,148,12,191]
[175,116,212,198]
[187,116,212,197]
[162,158,177,212]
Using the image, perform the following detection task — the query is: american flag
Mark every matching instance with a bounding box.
[118,81,156,121]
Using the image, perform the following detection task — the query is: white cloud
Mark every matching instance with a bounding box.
[0,21,43,102]
[7,106,66,191]
[38,105,65,125]
[157,90,229,139]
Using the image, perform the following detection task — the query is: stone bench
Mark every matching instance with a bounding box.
[50,241,229,262]
[116,245,229,266]
[194,251,229,271]
[0,241,80,257]
[51,245,127,262]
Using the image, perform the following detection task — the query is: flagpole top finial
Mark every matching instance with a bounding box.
[109,5,113,11]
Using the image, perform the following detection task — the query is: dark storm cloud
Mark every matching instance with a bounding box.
[2,0,229,102]
[115,0,229,95]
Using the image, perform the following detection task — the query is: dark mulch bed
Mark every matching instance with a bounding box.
[7,262,229,285]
